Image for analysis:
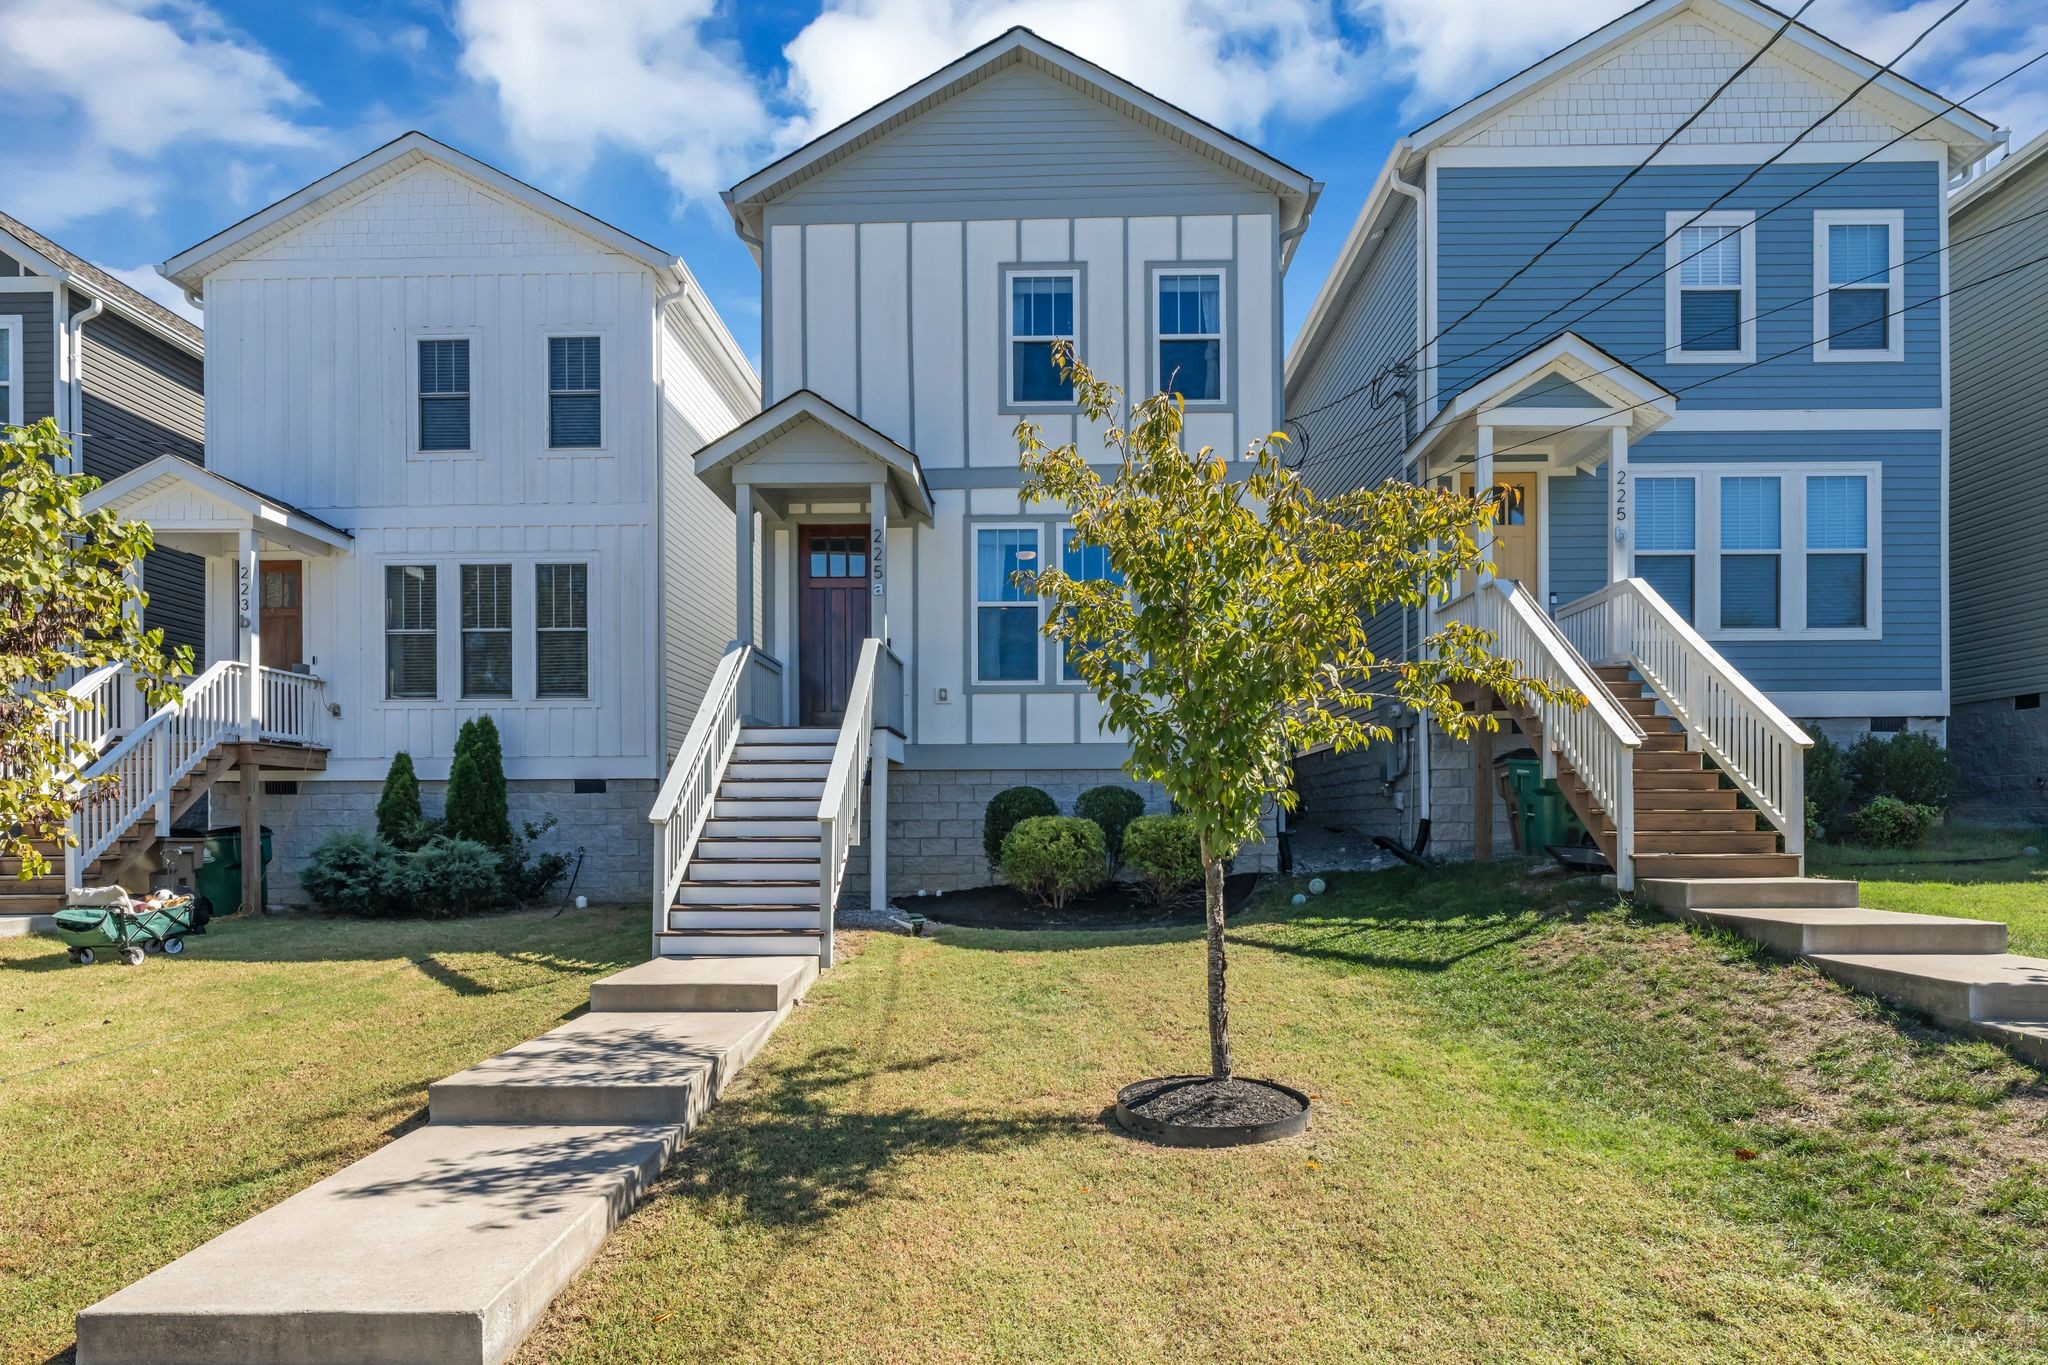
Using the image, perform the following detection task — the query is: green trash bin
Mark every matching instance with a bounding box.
[196,825,272,916]
[1497,756,1586,853]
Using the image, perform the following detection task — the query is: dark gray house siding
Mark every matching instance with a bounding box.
[73,295,207,659]
[0,287,57,424]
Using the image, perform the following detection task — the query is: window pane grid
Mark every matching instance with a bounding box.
[1678,225,1742,286]
[385,565,437,699]
[535,563,588,698]
[461,564,513,699]
[1720,477,1781,551]
[976,528,1040,681]
[1010,275,1075,403]
[1061,529,1123,681]
[1828,223,1890,285]
[419,338,470,451]
[1635,478,1695,551]
[548,336,602,447]
[1158,273,1223,400]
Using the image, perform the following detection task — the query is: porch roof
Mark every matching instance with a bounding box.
[693,390,935,524]
[1406,331,1676,478]
[82,456,353,558]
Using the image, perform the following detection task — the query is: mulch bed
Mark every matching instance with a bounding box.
[904,872,1261,931]
[1113,1075,1312,1147]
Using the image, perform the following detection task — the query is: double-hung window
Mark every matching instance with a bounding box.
[1667,212,1753,361]
[975,527,1040,683]
[1009,274,1076,405]
[1814,211,1902,361]
[1157,272,1223,401]
[1719,476,1782,630]
[548,336,602,447]
[1059,530,1123,682]
[385,565,438,699]
[1805,475,1870,629]
[418,338,471,451]
[460,564,513,698]
[1633,477,1697,621]
[535,563,589,699]
[0,317,19,426]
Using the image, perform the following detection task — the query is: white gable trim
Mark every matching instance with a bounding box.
[83,455,353,555]
[693,390,935,522]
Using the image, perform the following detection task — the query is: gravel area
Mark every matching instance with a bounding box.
[1285,824,1400,875]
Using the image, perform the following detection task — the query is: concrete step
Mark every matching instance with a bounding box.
[718,778,826,801]
[76,1121,681,1365]
[1806,953,2048,1028]
[589,955,816,1013]
[1978,1020,2048,1070]
[429,1009,782,1125]
[695,836,823,860]
[0,911,57,937]
[658,929,824,957]
[1671,904,2008,957]
[684,858,822,883]
[740,727,838,744]
[724,759,832,779]
[670,906,823,931]
[1632,851,1802,879]
[700,817,818,840]
[676,880,818,906]
[712,797,818,820]
[1633,830,1780,855]
[1638,876,1861,911]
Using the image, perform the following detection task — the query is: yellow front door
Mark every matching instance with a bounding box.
[1461,471,1540,592]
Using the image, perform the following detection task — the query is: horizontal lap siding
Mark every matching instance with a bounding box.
[660,304,743,760]
[1547,468,1608,606]
[0,289,55,422]
[1433,161,1944,412]
[1630,429,1941,695]
[1951,158,2048,702]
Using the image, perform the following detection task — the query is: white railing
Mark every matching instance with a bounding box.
[69,660,245,878]
[647,644,751,954]
[1439,578,1644,888]
[816,639,887,969]
[62,663,134,758]
[258,667,326,746]
[1557,577,1812,863]
[741,649,785,726]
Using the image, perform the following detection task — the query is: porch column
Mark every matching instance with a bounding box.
[734,481,754,647]
[868,480,888,644]
[869,740,888,922]
[1607,426,1631,585]
[1473,426,1496,579]
[238,527,261,739]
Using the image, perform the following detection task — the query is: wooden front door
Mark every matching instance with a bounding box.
[1463,472,1540,592]
[798,526,872,727]
[258,561,303,671]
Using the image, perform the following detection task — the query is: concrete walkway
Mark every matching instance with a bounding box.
[1640,878,2048,1067]
[75,954,816,1365]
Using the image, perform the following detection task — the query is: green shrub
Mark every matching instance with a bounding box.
[445,716,512,848]
[375,751,425,848]
[1848,730,1955,813]
[383,836,504,917]
[502,815,574,905]
[1805,732,1853,840]
[300,830,399,917]
[999,816,1106,911]
[1123,814,1203,911]
[1075,785,1145,873]
[1849,796,1940,850]
[982,786,1057,869]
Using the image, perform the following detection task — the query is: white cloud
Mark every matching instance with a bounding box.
[101,265,205,324]
[1348,0,1632,121]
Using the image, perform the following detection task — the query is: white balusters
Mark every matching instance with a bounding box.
[647,645,751,954]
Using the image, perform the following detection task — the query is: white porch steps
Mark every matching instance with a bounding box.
[661,727,839,958]
[76,955,816,1365]
[1639,878,2048,1069]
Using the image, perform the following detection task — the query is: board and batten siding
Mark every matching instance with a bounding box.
[1951,152,2048,703]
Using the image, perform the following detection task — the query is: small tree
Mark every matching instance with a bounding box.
[445,717,512,849]
[1018,353,1577,1080]
[0,420,190,878]
[376,751,423,846]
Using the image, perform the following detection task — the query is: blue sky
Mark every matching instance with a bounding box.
[5,0,2043,365]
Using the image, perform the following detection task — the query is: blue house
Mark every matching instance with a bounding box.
[1286,0,2001,887]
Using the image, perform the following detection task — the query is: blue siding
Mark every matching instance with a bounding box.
[1628,429,1941,694]
[1547,467,1607,604]
[1434,160,1943,412]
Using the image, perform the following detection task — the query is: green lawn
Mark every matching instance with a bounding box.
[8,874,2048,1364]
[0,904,644,1365]
[1811,823,2048,955]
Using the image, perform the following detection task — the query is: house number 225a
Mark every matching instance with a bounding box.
[871,527,884,598]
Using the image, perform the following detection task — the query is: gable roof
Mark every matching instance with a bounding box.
[724,27,1321,263]
[0,209,202,355]
[83,454,353,555]
[692,390,935,522]
[1406,331,1676,470]
[1406,0,2000,173]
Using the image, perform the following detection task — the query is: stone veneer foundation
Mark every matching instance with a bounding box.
[1950,697,2048,826]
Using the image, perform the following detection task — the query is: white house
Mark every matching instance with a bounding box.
[79,134,758,904]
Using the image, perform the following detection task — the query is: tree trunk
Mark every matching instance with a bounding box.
[1201,831,1232,1080]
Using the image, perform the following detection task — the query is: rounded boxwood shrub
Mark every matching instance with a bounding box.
[1075,785,1145,873]
[301,829,400,917]
[383,836,505,917]
[1850,796,1939,850]
[1124,814,1202,911]
[999,816,1106,911]
[983,786,1057,869]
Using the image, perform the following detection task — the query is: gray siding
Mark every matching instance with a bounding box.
[659,304,742,761]
[0,288,56,423]
[1951,155,2048,702]
[76,300,207,659]
[768,64,1269,224]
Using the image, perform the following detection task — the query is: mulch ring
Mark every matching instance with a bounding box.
[905,872,1262,931]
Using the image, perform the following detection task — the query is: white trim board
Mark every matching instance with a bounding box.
[1773,690,1947,717]
[1429,142,1957,169]
[1660,409,1942,432]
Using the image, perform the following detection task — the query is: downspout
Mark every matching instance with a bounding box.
[654,278,691,768]
[66,293,104,472]
[1385,155,1431,841]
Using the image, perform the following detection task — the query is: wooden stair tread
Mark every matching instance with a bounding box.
[658,927,824,938]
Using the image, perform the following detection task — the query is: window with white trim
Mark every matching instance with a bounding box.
[1719,476,1781,630]
[0,317,19,427]
[1059,527,1123,682]
[418,338,471,451]
[460,564,513,699]
[975,526,1041,683]
[1633,477,1696,622]
[1008,274,1076,405]
[1814,211,1903,361]
[547,336,602,447]
[1157,272,1223,402]
[1805,474,1870,629]
[385,565,438,699]
[535,563,588,699]
[1666,211,1753,362]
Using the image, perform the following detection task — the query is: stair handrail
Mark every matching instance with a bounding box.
[71,660,245,877]
[816,639,884,970]
[1555,577,1811,861]
[1439,578,1643,888]
[257,667,326,746]
[647,643,751,955]
[61,662,133,757]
